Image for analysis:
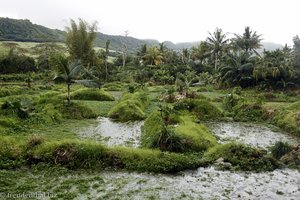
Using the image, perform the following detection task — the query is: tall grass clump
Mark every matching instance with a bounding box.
[273,101,300,136]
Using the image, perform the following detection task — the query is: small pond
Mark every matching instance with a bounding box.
[207,122,299,149]
[77,117,143,147]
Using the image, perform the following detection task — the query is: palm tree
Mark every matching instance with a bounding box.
[52,55,82,104]
[220,51,255,87]
[144,46,164,65]
[254,49,295,88]
[191,41,211,64]
[207,28,229,70]
[104,40,110,81]
[232,26,262,55]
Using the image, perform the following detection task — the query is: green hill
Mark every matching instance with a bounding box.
[0,17,283,53]
[0,17,64,42]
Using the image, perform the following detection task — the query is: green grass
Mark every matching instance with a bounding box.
[75,100,116,117]
[71,88,115,101]
[174,115,217,152]
[203,143,279,172]
[273,101,300,136]
[108,91,149,122]
[141,112,217,152]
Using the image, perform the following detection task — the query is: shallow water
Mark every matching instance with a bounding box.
[207,122,299,149]
[77,117,143,147]
[75,120,300,199]
[46,166,299,200]
[92,167,300,200]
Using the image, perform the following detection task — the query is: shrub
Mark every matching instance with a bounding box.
[233,102,268,122]
[271,141,292,159]
[204,143,279,172]
[222,93,241,112]
[174,99,223,120]
[71,88,114,101]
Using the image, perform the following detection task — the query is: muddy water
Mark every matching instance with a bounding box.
[86,167,300,199]
[77,117,143,147]
[76,120,300,199]
[207,122,299,149]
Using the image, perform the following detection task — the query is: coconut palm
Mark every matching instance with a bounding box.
[220,51,255,87]
[232,26,262,55]
[144,46,164,65]
[206,28,229,70]
[190,41,211,64]
[52,55,82,104]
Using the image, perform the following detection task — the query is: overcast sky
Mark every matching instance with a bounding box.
[0,0,299,45]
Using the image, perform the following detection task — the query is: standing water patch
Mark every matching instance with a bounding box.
[77,117,144,147]
[207,122,299,149]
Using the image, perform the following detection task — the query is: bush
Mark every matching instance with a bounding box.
[271,141,292,159]
[174,99,223,120]
[204,143,279,172]
[223,93,241,112]
[71,88,115,101]
[233,102,268,122]
[108,92,148,122]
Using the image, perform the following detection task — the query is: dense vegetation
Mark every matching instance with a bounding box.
[0,17,299,191]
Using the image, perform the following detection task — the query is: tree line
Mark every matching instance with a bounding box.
[0,19,300,91]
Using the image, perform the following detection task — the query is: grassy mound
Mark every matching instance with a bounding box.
[108,92,148,122]
[175,116,217,151]
[0,138,202,173]
[174,99,223,120]
[57,102,98,119]
[273,101,300,136]
[141,112,217,152]
[71,88,114,101]
[204,143,279,172]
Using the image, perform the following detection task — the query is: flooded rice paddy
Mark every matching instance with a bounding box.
[74,118,300,199]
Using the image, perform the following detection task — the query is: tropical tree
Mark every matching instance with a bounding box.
[51,54,82,104]
[232,26,262,55]
[144,46,164,65]
[253,49,295,89]
[104,40,110,81]
[206,28,229,70]
[181,48,190,64]
[219,51,256,87]
[65,19,97,67]
[190,41,211,64]
[136,44,148,65]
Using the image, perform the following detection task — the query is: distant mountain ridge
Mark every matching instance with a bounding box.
[0,17,283,52]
